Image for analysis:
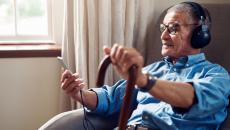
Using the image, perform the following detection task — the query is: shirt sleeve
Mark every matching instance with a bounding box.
[86,80,138,116]
[184,65,230,119]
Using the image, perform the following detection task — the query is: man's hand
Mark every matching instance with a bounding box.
[103,44,146,86]
[60,70,86,101]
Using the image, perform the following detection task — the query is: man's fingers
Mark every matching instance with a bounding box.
[103,45,111,55]
[61,76,75,89]
[73,83,85,94]
[68,83,85,99]
[115,45,124,61]
[73,73,80,79]
[64,78,84,93]
[110,44,119,63]
[61,70,72,82]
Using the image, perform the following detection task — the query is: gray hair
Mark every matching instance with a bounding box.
[167,2,211,26]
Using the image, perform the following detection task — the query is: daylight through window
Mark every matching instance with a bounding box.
[0,0,52,42]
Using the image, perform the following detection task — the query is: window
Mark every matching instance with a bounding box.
[0,0,52,42]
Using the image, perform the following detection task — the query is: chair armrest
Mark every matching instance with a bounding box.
[39,109,118,130]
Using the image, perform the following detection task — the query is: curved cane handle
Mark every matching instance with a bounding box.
[96,55,138,130]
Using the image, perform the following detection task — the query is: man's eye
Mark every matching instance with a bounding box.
[168,24,179,34]
[160,24,166,32]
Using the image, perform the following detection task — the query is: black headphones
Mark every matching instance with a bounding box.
[182,2,211,49]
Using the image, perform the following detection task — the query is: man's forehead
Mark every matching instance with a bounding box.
[163,11,191,24]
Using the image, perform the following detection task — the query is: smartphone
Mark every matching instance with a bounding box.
[57,57,72,74]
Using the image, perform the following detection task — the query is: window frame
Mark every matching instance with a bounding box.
[0,0,53,42]
[0,0,64,58]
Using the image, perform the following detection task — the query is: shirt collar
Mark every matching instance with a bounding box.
[163,53,206,67]
[186,53,206,66]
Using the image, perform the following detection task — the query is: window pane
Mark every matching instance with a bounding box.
[17,0,48,35]
[0,0,15,35]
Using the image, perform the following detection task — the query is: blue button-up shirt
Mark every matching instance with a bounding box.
[90,53,230,130]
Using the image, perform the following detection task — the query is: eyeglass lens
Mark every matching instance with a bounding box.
[160,23,178,35]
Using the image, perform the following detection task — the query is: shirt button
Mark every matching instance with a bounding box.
[143,115,149,120]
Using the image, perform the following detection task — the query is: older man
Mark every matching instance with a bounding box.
[40,2,230,130]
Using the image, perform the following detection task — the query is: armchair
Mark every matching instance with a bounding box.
[39,102,230,130]
[38,109,119,130]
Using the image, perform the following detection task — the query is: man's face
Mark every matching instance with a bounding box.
[160,11,199,59]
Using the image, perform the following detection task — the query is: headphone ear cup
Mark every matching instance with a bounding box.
[191,25,211,49]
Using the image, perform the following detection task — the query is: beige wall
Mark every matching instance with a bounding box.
[0,57,61,130]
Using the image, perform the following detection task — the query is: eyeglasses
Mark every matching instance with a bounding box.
[160,23,198,35]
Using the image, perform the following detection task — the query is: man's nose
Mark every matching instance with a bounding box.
[160,28,170,40]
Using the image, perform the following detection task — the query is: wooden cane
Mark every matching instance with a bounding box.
[96,55,137,130]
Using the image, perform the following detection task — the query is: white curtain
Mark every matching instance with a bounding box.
[60,0,161,111]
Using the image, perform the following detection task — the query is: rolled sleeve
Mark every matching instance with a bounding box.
[185,67,230,118]
[87,87,109,114]
[86,80,129,116]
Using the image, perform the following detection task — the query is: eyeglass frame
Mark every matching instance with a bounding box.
[159,23,199,35]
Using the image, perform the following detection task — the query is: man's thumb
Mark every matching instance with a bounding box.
[103,46,111,55]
